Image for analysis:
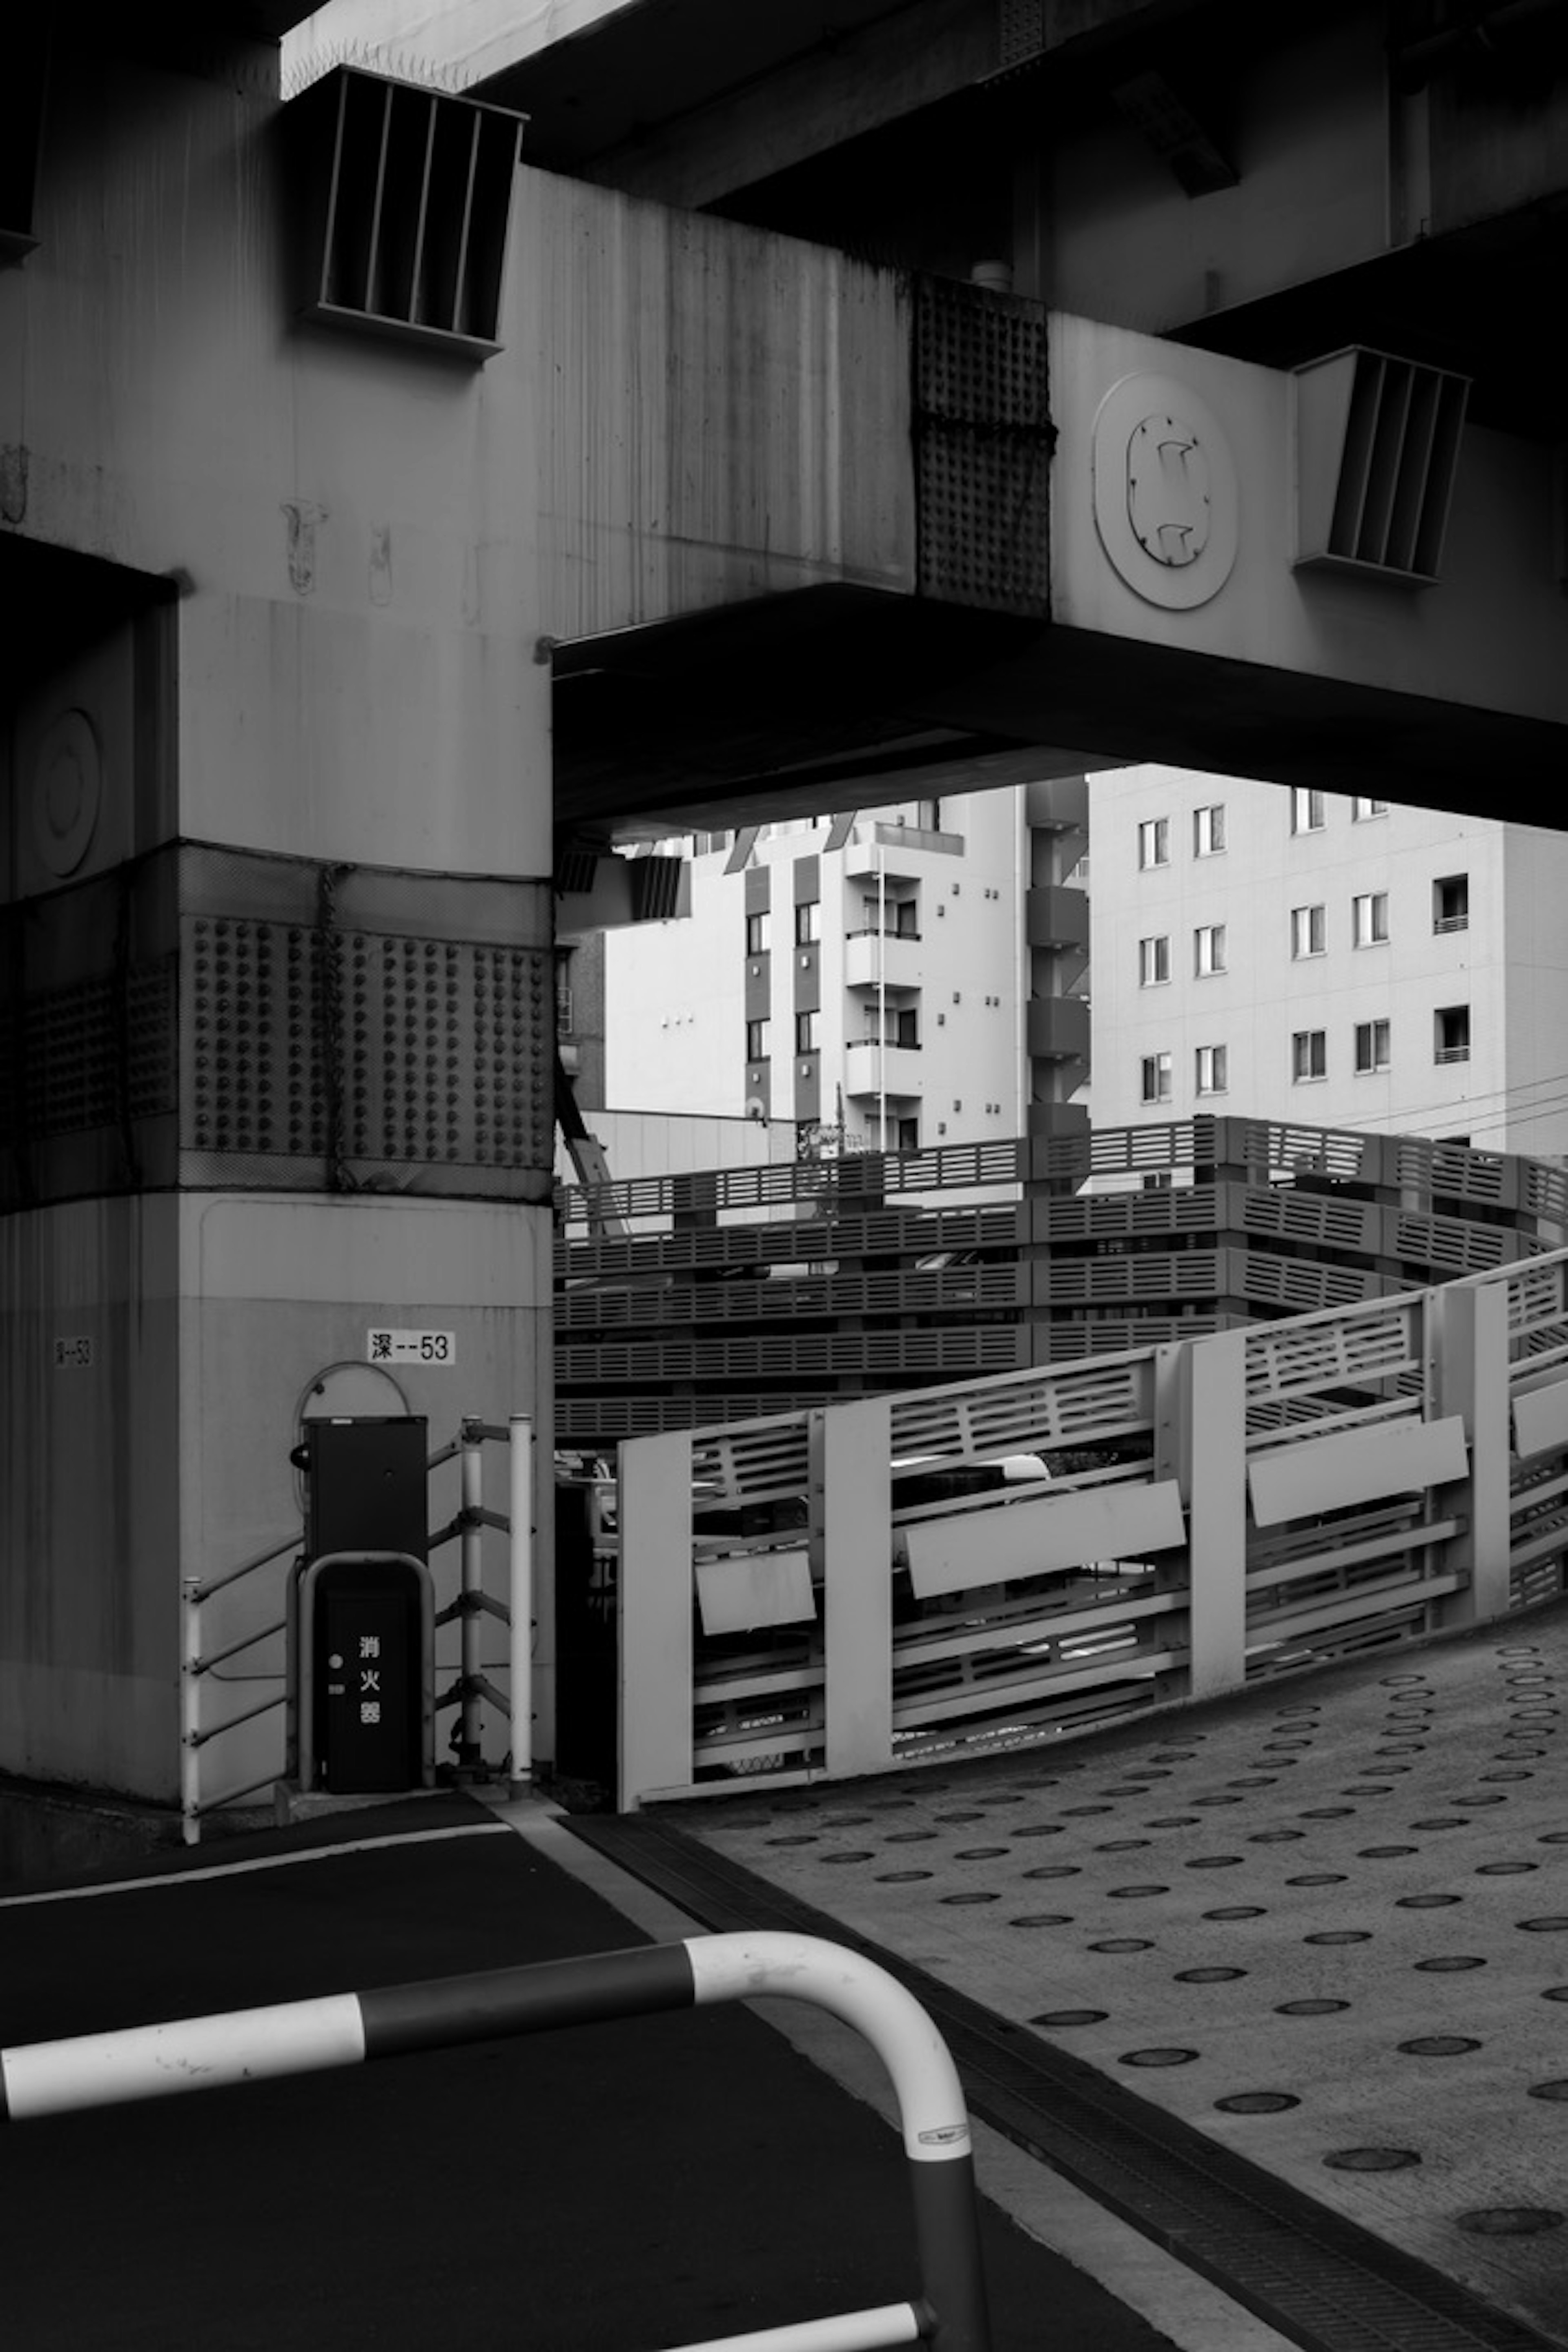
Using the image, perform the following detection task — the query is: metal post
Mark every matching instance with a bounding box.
[618,1430,696,1808]
[508,1412,534,1797]
[180,1576,203,1846]
[1181,1326,1248,1700]
[458,1423,484,1772]
[813,1398,894,1778]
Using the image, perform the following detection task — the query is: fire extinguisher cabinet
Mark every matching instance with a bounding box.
[287,1418,435,1795]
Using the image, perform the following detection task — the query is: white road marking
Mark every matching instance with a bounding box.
[0,1819,509,1907]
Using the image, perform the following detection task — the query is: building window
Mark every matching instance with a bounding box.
[746,1018,770,1060]
[1292,1029,1327,1081]
[1138,817,1170,869]
[893,898,919,938]
[795,1010,820,1054]
[554,950,575,1034]
[1291,788,1326,834]
[745,910,771,955]
[1140,1052,1173,1104]
[1193,804,1226,856]
[1138,934,1171,987]
[1354,1019,1391,1073]
[1352,891,1389,947]
[1195,1043,1228,1095]
[1435,1005,1471,1064]
[1352,797,1388,821]
[1194,922,1227,977]
[1434,874,1469,933]
[795,900,820,946]
[1291,904,1326,958]
[895,1115,921,1152]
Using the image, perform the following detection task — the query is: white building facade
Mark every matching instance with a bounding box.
[1086,768,1568,1159]
[601,794,1038,1151]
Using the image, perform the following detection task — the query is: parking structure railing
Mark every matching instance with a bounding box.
[612,1243,1568,1809]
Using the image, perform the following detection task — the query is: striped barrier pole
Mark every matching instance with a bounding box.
[0,1930,989,2352]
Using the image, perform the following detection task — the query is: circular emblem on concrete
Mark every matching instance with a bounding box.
[1091,374,1238,609]
[29,706,102,877]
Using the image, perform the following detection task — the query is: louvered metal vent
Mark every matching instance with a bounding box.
[288,68,526,359]
[1292,347,1470,585]
[629,855,687,924]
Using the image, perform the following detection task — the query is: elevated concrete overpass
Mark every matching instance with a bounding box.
[489,0,1568,847]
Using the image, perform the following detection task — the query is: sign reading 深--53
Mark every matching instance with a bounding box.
[366,1329,457,1365]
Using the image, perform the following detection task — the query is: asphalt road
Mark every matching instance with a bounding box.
[0,1795,1181,2352]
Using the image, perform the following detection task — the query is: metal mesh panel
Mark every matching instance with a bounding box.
[997,0,1046,69]
[2,842,552,1209]
[178,846,552,1200]
[913,276,1051,616]
[0,856,180,1209]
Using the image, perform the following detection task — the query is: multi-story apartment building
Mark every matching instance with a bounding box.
[588,765,1568,1171]
[1087,769,1568,1160]
[598,791,1076,1151]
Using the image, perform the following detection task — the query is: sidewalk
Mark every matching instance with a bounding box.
[0,1790,1187,2352]
[676,1599,1568,2350]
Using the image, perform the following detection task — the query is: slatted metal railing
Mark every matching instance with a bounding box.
[556,1115,1564,1451]
[612,1246,1568,1810]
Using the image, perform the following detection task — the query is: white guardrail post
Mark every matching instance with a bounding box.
[0,1931,989,2352]
[179,1575,203,1844]
[508,1412,534,1795]
[458,1419,485,1770]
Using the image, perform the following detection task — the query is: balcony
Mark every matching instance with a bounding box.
[1024,776,1089,833]
[844,821,964,880]
[1026,995,1091,1062]
[844,929,924,990]
[844,1037,923,1098]
[1026,885,1090,953]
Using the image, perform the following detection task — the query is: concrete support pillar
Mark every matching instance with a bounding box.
[617,1433,695,1808]
[812,1397,893,1777]
[1429,1279,1513,1626]
[1181,1329,1249,1699]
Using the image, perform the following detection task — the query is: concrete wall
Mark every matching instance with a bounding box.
[1048,313,1565,730]
[2,43,561,1797]
[514,168,915,644]
[1033,11,1390,328]
[0,1202,180,1791]
[553,1108,797,1189]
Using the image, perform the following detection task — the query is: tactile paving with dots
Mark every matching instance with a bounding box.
[690,1607,1568,2342]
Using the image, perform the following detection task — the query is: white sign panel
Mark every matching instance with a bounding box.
[366,1329,457,1366]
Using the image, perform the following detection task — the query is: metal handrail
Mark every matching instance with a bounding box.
[0,1931,990,2352]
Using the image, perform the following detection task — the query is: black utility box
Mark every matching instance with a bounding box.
[303,1416,429,1566]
